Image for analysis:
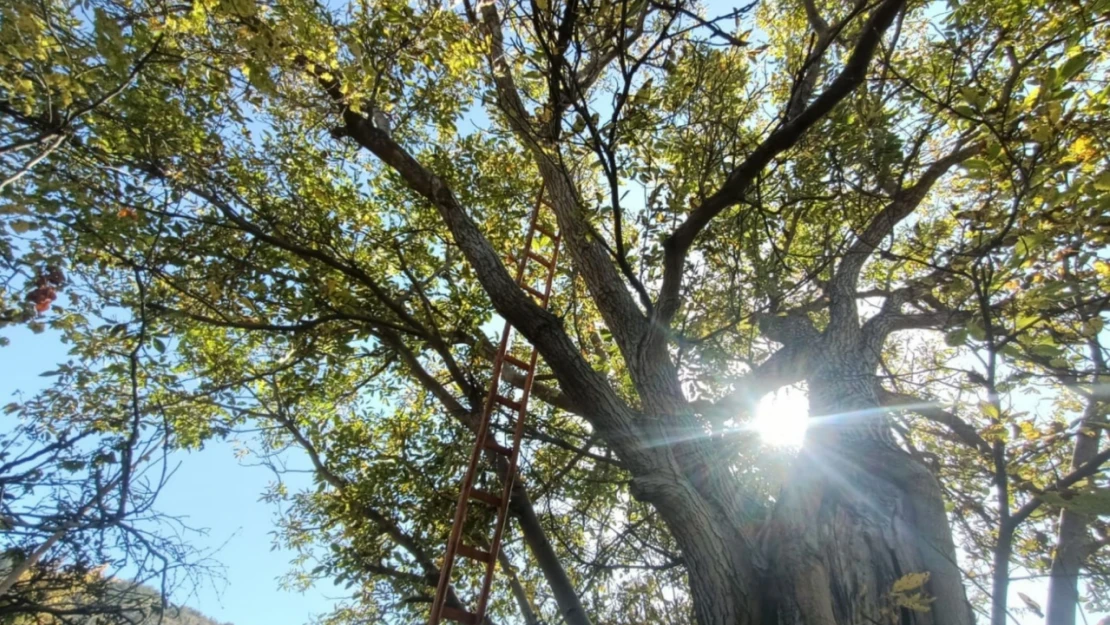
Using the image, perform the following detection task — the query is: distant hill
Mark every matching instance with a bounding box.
[0,565,231,625]
[79,583,233,625]
[144,603,232,625]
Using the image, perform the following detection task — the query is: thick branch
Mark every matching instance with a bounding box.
[308,41,644,452]
[695,341,817,427]
[469,1,655,377]
[657,0,907,324]
[861,307,974,364]
[829,143,980,332]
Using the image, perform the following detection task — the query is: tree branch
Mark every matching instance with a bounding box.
[1010,447,1110,528]
[829,142,981,333]
[304,40,644,453]
[877,388,990,454]
[657,0,907,325]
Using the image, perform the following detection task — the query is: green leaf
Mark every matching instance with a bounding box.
[963,158,990,172]
[1040,488,1110,516]
[1082,317,1105,337]
[1059,52,1091,82]
[1030,343,1063,358]
[1093,171,1110,191]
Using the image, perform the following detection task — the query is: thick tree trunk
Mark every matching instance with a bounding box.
[760,356,974,625]
[631,461,759,625]
[618,348,977,625]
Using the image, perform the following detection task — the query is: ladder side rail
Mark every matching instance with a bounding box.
[473,232,562,622]
[429,187,547,625]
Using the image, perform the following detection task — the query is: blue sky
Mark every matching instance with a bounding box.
[0,324,338,625]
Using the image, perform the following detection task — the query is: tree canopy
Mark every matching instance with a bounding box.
[2,0,1110,624]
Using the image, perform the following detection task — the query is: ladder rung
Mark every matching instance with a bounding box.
[457,543,493,563]
[523,285,546,301]
[470,489,503,507]
[503,353,530,371]
[535,223,557,239]
[484,438,512,456]
[441,605,479,624]
[526,250,552,269]
[495,394,521,412]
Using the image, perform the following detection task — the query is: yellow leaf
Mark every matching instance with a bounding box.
[1023,86,1041,108]
[897,592,935,612]
[1067,136,1097,163]
[892,571,930,593]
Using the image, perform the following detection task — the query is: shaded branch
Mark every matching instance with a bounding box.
[877,388,990,454]
[1010,447,1110,528]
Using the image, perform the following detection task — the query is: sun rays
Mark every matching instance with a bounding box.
[751,388,810,448]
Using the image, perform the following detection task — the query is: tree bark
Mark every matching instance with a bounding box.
[762,351,974,625]
[1045,402,1101,625]
[629,464,758,625]
[1047,336,1107,625]
[510,484,592,625]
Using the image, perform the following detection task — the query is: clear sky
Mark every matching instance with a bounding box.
[0,324,338,625]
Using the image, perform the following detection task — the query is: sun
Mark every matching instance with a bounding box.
[750,387,809,448]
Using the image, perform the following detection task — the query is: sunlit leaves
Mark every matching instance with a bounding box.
[1,0,1109,621]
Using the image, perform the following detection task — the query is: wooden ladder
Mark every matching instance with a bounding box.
[428,187,561,625]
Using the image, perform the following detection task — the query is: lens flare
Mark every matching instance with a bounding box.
[751,388,809,447]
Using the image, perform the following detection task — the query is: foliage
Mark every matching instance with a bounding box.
[1,0,1109,623]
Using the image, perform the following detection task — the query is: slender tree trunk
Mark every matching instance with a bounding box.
[992,527,1014,625]
[510,484,592,625]
[1046,504,1090,625]
[992,425,1015,625]
[497,551,540,625]
[761,354,974,625]
[1047,337,1106,625]
[1045,403,1101,625]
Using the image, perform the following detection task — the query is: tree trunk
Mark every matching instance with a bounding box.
[1046,504,1090,625]
[1045,402,1101,625]
[760,356,974,625]
[630,461,759,625]
[510,484,593,625]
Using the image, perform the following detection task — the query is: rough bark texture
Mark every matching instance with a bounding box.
[761,350,975,625]
[630,461,758,625]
